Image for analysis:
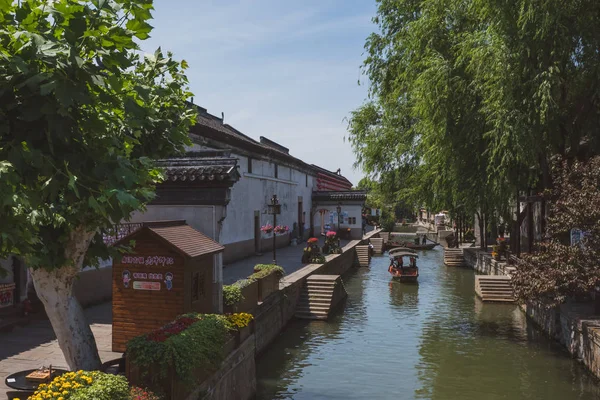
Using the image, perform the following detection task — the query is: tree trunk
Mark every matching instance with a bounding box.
[30,227,101,371]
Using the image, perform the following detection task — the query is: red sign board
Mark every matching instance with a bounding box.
[133,281,161,291]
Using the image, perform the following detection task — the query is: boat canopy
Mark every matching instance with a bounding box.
[389,251,419,259]
[389,248,416,256]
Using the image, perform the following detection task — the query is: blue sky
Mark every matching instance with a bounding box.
[142,0,377,185]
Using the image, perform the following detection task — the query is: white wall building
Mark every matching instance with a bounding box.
[186,109,316,263]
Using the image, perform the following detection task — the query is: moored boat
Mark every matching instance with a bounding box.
[388,249,419,282]
[387,241,437,250]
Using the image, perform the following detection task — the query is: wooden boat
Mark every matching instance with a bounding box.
[388,250,419,282]
[387,241,437,250]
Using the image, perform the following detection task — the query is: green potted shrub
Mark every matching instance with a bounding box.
[222,284,244,314]
[126,314,235,399]
[251,264,285,301]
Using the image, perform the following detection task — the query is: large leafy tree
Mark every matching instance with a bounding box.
[513,157,600,305]
[0,0,195,369]
[349,0,600,219]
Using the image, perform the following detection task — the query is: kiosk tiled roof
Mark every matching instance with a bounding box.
[112,220,224,258]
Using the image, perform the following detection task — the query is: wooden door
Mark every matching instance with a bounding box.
[298,200,303,238]
[254,211,260,253]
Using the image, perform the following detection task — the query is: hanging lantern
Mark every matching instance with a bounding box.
[268,194,281,215]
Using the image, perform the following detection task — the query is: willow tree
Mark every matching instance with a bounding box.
[0,0,195,370]
[349,0,600,218]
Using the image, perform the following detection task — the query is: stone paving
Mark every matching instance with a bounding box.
[222,234,364,284]
[0,303,121,399]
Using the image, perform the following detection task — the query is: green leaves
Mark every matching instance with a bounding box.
[126,19,153,40]
[0,0,195,270]
[350,0,600,217]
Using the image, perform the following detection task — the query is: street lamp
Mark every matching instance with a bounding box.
[336,203,342,233]
[268,194,281,264]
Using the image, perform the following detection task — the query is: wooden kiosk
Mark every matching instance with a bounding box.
[111,220,224,352]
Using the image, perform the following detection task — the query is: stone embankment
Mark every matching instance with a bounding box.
[198,229,381,399]
[463,246,600,380]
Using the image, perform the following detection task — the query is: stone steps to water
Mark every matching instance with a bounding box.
[475,275,515,302]
[444,247,466,267]
[295,311,329,319]
[356,245,371,267]
[379,232,390,244]
[370,238,384,254]
[295,275,347,320]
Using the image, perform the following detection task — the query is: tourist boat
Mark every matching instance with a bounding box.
[388,249,419,282]
[387,241,437,251]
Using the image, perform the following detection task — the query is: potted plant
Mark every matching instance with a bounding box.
[273,225,289,234]
[260,223,273,234]
[127,314,234,399]
[302,238,326,264]
[251,264,285,301]
[491,245,501,261]
[323,231,342,255]
[222,284,243,314]
[496,237,507,257]
[226,312,254,345]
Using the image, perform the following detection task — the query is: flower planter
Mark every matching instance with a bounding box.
[237,320,254,345]
[238,280,258,313]
[127,334,235,400]
[223,304,235,314]
[256,270,280,302]
[223,335,237,356]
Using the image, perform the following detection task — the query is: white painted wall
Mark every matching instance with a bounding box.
[220,153,314,245]
[129,205,223,241]
[312,203,363,232]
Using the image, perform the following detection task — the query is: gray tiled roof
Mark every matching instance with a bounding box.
[155,152,240,182]
[312,190,368,201]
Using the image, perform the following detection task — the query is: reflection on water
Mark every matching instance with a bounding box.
[256,249,600,400]
[389,280,419,310]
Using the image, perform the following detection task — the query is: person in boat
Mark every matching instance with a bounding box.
[409,257,416,267]
[422,235,427,244]
[398,256,404,269]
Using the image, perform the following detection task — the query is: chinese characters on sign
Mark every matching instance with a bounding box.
[133,281,161,291]
[121,255,175,291]
[121,255,175,266]
[132,272,163,280]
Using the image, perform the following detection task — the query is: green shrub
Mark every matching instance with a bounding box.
[234,278,256,288]
[252,264,285,278]
[127,314,234,390]
[70,373,130,400]
[223,284,243,307]
[380,211,396,232]
[310,254,326,264]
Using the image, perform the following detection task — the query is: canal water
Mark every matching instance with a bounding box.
[256,248,600,399]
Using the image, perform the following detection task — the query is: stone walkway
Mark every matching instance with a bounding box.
[0,303,120,399]
[222,235,352,284]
